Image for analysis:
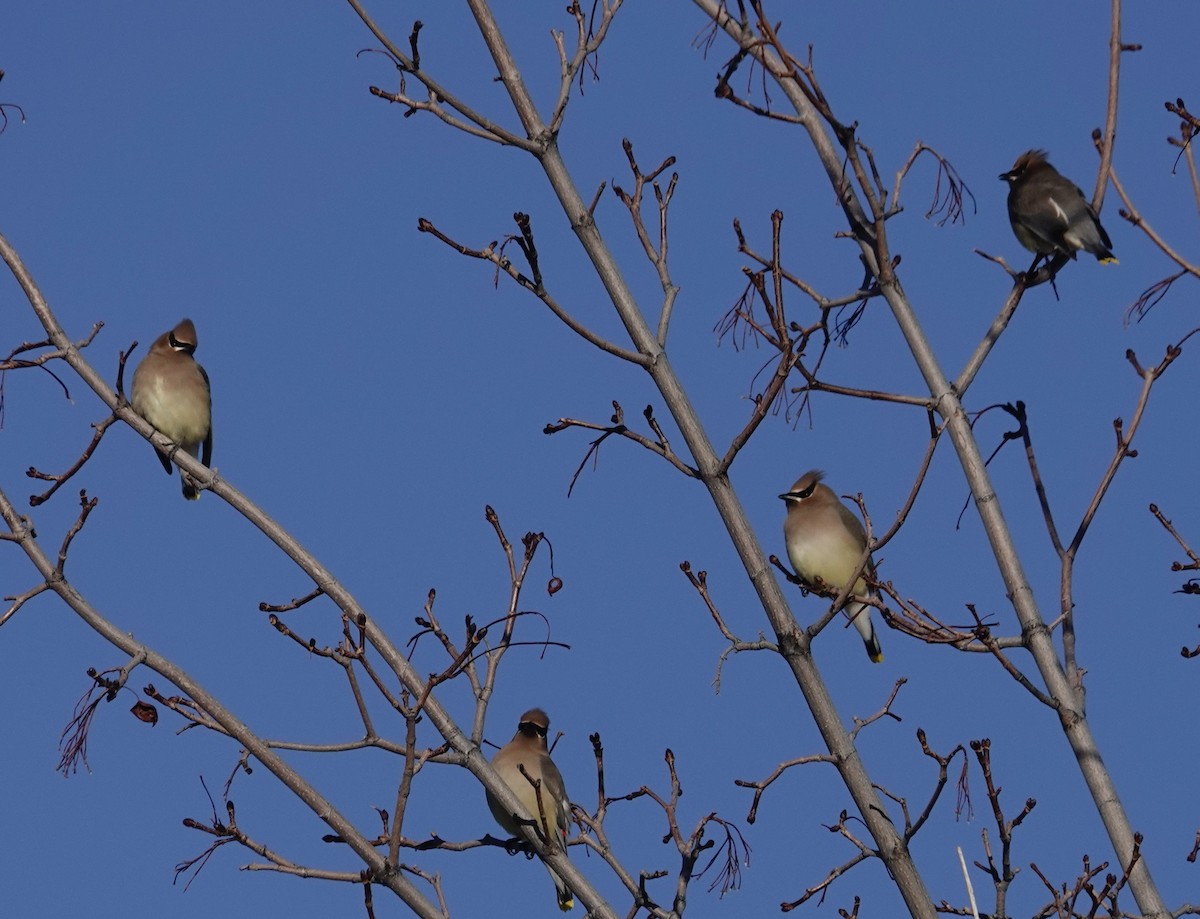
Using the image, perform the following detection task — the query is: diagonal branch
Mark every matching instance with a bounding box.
[346,0,536,150]
[547,1,625,136]
[1108,164,1200,280]
[544,401,700,493]
[418,216,647,365]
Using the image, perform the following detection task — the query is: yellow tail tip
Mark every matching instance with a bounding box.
[558,895,575,911]
[1099,256,1118,265]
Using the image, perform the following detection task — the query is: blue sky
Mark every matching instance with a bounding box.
[2,3,1198,917]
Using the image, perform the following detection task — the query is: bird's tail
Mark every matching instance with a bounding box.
[547,864,574,911]
[848,601,884,664]
[181,472,201,501]
[548,823,574,911]
[863,631,884,664]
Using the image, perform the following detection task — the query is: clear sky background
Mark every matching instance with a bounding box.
[2,3,1198,917]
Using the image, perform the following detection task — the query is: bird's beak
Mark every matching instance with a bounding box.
[778,493,792,501]
[999,169,1016,181]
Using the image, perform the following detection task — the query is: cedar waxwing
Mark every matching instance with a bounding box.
[999,150,1116,263]
[780,470,884,663]
[486,708,574,912]
[130,318,213,501]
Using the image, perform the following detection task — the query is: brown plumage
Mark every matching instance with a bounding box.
[130,318,213,500]
[780,470,884,663]
[999,150,1116,263]
[486,708,574,911]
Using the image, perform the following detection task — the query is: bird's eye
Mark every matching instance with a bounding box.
[798,484,815,499]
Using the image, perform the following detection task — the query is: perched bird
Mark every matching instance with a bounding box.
[486,708,574,912]
[999,149,1116,263]
[780,470,884,663]
[130,318,213,500]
